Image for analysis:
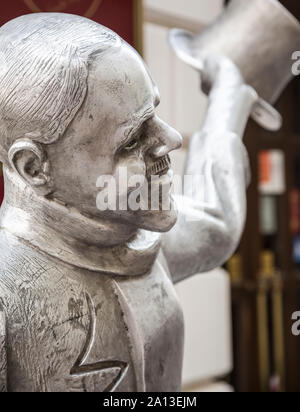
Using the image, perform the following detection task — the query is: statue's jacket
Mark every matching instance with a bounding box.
[0,229,184,392]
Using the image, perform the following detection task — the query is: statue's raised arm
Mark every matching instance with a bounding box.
[163,0,300,284]
[162,56,256,283]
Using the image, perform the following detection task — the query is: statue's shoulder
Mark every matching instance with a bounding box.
[0,228,30,265]
[0,229,32,310]
[0,229,62,298]
[0,229,35,278]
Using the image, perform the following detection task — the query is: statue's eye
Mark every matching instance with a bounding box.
[124,138,138,151]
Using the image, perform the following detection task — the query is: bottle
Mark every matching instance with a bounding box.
[227,254,243,283]
[290,188,300,267]
[259,195,278,252]
[258,150,285,196]
[257,251,285,392]
[292,235,300,266]
[259,251,276,280]
[257,251,275,392]
[290,189,300,235]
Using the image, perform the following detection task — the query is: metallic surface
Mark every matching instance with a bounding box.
[0,12,278,392]
[0,311,6,392]
[169,0,300,131]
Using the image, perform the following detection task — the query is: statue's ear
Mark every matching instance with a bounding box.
[8,138,51,189]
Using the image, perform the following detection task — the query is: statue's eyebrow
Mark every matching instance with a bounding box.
[121,106,155,146]
[118,88,160,151]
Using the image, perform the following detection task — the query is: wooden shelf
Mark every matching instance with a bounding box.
[228,0,300,389]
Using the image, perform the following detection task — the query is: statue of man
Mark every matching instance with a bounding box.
[0,13,255,392]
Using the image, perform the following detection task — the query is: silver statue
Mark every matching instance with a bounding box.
[0,0,298,392]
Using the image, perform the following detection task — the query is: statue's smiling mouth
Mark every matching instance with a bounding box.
[147,155,171,177]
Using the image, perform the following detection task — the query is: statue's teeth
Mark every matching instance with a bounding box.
[147,155,171,176]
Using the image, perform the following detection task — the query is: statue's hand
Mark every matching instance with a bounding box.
[200,54,245,95]
[199,55,258,137]
[200,55,281,132]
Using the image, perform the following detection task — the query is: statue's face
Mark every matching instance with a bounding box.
[48,43,182,233]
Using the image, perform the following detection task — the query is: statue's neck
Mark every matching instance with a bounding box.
[0,168,161,276]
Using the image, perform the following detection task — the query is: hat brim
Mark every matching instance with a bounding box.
[168,29,282,132]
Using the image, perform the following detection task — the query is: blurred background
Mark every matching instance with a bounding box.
[1,0,300,393]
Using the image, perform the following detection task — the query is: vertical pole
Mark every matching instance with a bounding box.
[272,274,286,392]
[256,280,270,392]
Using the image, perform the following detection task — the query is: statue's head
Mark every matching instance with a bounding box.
[0,13,182,234]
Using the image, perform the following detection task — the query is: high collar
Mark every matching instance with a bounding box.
[0,168,161,276]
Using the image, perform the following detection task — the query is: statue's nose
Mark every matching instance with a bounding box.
[151,117,182,158]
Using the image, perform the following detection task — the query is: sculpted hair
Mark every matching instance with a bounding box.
[0,13,121,160]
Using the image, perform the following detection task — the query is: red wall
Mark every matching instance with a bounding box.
[0,0,135,44]
[0,0,136,204]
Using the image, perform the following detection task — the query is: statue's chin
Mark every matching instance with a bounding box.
[132,208,178,233]
[95,197,178,235]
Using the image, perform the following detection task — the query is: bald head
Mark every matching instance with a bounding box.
[0,13,121,162]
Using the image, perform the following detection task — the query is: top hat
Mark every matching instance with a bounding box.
[169,0,300,131]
